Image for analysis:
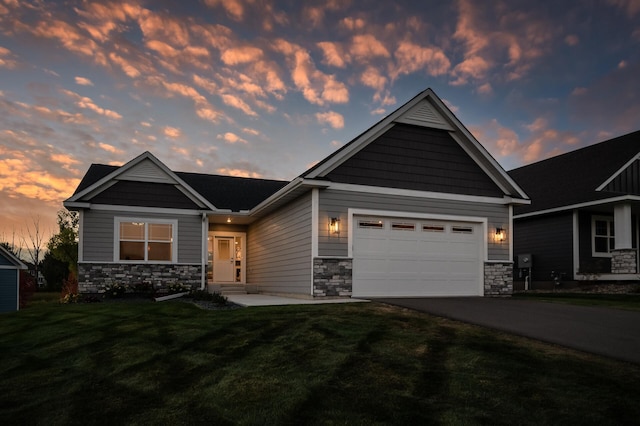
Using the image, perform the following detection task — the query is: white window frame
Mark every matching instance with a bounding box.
[591,215,614,258]
[114,217,178,263]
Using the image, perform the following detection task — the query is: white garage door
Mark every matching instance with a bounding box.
[352,216,483,297]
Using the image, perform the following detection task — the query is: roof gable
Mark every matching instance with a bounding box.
[509,130,640,215]
[65,152,216,210]
[325,124,504,197]
[303,88,527,200]
[597,153,640,195]
[0,246,26,269]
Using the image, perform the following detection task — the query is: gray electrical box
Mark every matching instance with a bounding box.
[518,254,532,268]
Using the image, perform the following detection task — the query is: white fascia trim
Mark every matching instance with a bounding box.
[0,265,24,269]
[305,123,396,178]
[513,195,640,219]
[429,96,529,200]
[250,178,330,216]
[88,204,211,216]
[596,152,640,191]
[201,214,208,290]
[64,201,91,209]
[508,205,514,261]
[347,207,488,260]
[447,132,512,196]
[327,181,529,205]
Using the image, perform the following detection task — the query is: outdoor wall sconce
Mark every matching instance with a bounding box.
[495,227,506,243]
[329,217,340,236]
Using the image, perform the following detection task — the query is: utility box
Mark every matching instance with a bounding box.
[518,254,532,268]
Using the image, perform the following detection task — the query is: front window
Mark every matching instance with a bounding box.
[592,216,615,257]
[116,218,176,262]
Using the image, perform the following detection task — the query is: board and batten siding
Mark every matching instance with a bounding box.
[513,212,574,281]
[324,125,504,198]
[247,192,312,295]
[318,189,510,260]
[81,209,202,263]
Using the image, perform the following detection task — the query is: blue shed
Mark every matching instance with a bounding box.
[0,245,26,313]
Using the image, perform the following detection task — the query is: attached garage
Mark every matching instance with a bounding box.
[352,215,485,297]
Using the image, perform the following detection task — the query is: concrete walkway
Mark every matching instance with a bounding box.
[226,294,369,307]
[375,297,640,365]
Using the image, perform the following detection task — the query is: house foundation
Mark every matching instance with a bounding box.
[313,258,353,297]
[484,262,513,296]
[77,263,202,294]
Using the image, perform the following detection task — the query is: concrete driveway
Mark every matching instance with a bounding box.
[374,297,640,364]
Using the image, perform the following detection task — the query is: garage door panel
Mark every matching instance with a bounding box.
[353,215,482,297]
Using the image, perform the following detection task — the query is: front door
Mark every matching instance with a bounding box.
[214,237,235,282]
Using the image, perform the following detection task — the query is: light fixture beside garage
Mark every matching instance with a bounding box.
[329,217,340,236]
[495,227,506,243]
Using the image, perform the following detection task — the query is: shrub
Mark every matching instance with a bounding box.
[59,272,79,304]
[167,282,190,294]
[19,270,36,308]
[104,283,129,298]
[132,282,154,295]
[189,289,228,305]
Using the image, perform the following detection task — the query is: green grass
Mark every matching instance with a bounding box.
[513,292,640,311]
[2,301,639,425]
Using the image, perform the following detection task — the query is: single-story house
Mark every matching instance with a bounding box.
[0,245,27,313]
[509,130,640,288]
[63,88,529,298]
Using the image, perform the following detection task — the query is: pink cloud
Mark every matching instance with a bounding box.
[392,40,450,79]
[163,126,182,139]
[204,0,245,21]
[221,46,264,65]
[221,93,258,117]
[74,76,94,86]
[341,17,366,31]
[316,111,345,129]
[350,34,390,62]
[565,34,579,46]
[607,0,640,16]
[217,132,247,144]
[0,46,18,69]
[317,41,349,68]
[360,66,387,91]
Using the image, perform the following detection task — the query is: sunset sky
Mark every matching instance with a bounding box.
[1,0,639,251]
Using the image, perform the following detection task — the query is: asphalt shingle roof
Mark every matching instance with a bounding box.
[508,130,640,215]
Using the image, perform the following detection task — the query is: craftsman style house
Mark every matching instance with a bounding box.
[64,88,529,298]
[509,130,640,288]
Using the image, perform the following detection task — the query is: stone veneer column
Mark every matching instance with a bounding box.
[484,262,513,296]
[313,258,353,297]
[77,263,202,294]
[611,249,637,274]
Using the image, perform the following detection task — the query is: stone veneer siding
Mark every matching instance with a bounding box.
[78,263,202,294]
[313,258,352,297]
[484,262,513,296]
[611,249,637,274]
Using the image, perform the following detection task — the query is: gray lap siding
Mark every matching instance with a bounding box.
[247,192,312,295]
[81,209,202,263]
[318,189,510,260]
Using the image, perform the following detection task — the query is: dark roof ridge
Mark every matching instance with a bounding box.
[509,129,640,172]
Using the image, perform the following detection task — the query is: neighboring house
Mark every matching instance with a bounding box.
[0,245,27,313]
[509,130,640,288]
[63,88,529,298]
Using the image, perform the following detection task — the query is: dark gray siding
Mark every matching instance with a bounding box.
[604,159,640,195]
[90,181,200,209]
[325,124,504,197]
[246,192,312,295]
[513,213,574,282]
[0,253,13,266]
[0,269,18,313]
[318,189,510,260]
[81,209,201,263]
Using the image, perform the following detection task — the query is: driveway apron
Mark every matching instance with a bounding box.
[374,297,640,364]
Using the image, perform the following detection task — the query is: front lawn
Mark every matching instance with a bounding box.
[1,301,639,425]
[513,292,640,311]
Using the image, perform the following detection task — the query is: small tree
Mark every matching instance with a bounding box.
[19,270,36,308]
[47,210,79,276]
[21,216,48,288]
[41,251,69,291]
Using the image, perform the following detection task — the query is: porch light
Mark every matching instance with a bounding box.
[226,217,232,223]
[330,217,340,236]
[495,227,506,243]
